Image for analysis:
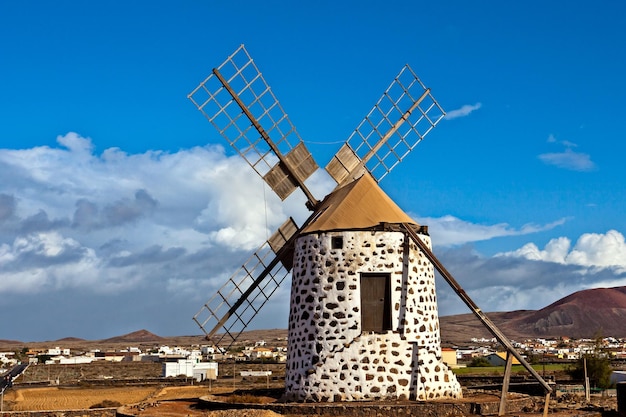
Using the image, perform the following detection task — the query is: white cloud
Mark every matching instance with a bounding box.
[498,230,626,272]
[414,214,567,247]
[0,231,101,293]
[425,227,626,316]
[0,132,622,339]
[404,215,626,316]
[57,132,94,156]
[567,230,626,268]
[538,134,596,172]
[435,235,626,315]
[501,237,571,264]
[444,102,482,120]
[538,148,595,171]
[0,132,312,299]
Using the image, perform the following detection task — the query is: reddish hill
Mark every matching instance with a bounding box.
[508,286,626,338]
[55,337,86,342]
[0,339,23,345]
[440,286,626,342]
[101,329,164,343]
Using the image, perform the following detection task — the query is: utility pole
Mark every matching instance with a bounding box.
[584,357,590,402]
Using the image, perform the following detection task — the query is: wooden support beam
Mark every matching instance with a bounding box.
[401,223,553,396]
[543,392,551,417]
[499,352,514,415]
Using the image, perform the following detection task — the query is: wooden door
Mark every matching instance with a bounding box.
[361,273,391,332]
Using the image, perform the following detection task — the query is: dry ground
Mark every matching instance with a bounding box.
[2,385,245,411]
[4,386,159,411]
[2,360,617,417]
[3,384,290,417]
[3,384,617,417]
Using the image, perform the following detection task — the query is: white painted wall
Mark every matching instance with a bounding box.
[285,229,461,401]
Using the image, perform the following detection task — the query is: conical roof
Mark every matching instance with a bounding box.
[301,173,418,234]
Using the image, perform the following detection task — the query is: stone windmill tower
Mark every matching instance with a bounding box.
[188,45,554,410]
[284,173,460,401]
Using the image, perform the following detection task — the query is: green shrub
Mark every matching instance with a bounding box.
[469,357,492,367]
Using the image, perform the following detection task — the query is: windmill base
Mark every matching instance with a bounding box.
[285,229,462,402]
[195,390,539,416]
[284,332,461,402]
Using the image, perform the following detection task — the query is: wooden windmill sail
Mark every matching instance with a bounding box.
[188,44,552,410]
[188,44,443,346]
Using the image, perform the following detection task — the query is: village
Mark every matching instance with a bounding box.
[3,334,626,383]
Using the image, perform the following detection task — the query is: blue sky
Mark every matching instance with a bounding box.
[1,1,625,341]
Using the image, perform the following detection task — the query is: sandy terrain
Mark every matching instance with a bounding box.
[3,383,615,417]
[4,386,159,411]
[2,384,277,412]
[3,384,291,417]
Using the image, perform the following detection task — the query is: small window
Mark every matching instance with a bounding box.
[360,273,392,332]
[331,236,343,249]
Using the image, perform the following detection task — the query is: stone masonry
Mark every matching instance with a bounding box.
[284,228,462,402]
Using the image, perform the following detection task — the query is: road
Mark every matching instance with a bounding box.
[1,363,28,392]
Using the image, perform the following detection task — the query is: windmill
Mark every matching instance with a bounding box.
[188,45,552,408]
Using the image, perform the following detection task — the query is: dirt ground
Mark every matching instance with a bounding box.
[3,384,293,416]
[3,386,159,411]
[3,384,618,417]
[136,404,284,417]
[120,389,617,417]
[3,361,619,417]
[2,382,283,412]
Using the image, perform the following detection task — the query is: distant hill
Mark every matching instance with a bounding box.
[0,339,22,345]
[440,286,626,342]
[507,286,626,338]
[55,337,86,342]
[100,329,165,343]
[3,287,626,348]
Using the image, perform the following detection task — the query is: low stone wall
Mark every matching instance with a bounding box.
[0,408,116,417]
[197,392,539,417]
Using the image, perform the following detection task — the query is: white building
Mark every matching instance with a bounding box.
[163,359,194,377]
[250,347,274,361]
[59,356,95,365]
[0,352,17,368]
[188,349,203,361]
[47,347,70,356]
[201,346,215,355]
[193,362,218,381]
[162,360,218,381]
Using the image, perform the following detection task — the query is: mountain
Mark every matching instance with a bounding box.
[507,286,626,339]
[440,286,626,342]
[100,329,165,343]
[3,287,625,348]
[55,337,86,342]
[0,339,22,345]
